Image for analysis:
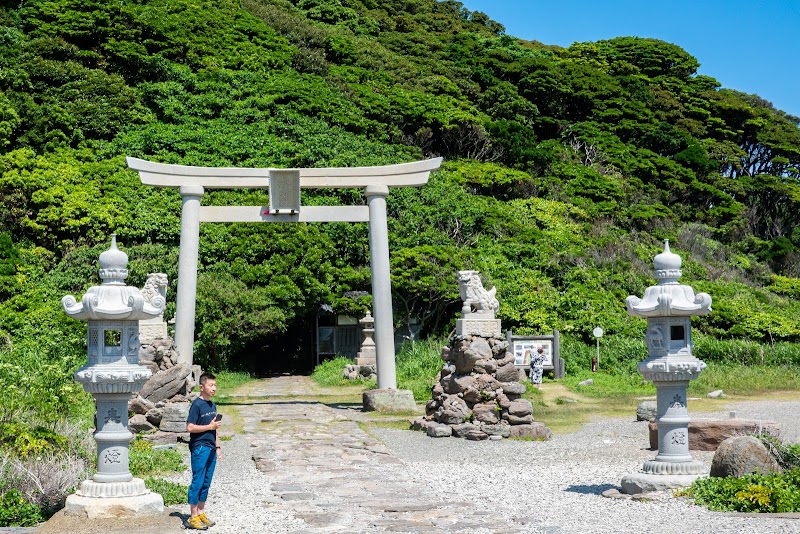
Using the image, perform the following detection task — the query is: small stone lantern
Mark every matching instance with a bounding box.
[61,235,165,517]
[354,311,376,367]
[621,240,712,493]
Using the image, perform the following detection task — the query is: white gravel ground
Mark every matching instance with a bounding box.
[164,399,800,533]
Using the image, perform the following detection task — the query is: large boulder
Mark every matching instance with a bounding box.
[453,338,491,373]
[128,395,155,416]
[710,436,782,478]
[139,363,191,404]
[158,402,190,433]
[473,359,497,375]
[452,375,477,395]
[495,362,520,383]
[128,414,156,433]
[472,402,500,424]
[507,399,533,417]
[648,419,782,451]
[636,400,657,422]
[435,394,471,425]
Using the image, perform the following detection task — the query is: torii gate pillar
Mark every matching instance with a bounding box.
[366,185,395,389]
[127,157,442,390]
[174,185,203,367]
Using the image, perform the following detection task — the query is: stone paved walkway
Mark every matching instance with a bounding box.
[231,376,523,532]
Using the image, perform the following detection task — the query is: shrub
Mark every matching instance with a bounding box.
[685,468,800,513]
[0,490,45,527]
[0,423,68,458]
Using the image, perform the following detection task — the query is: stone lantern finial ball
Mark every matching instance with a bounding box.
[654,239,681,271]
[98,234,129,284]
[653,239,682,283]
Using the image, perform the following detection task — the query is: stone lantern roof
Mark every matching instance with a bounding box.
[626,240,711,318]
[62,235,165,321]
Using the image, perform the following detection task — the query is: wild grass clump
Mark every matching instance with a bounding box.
[311,356,374,387]
[757,434,800,470]
[395,338,445,401]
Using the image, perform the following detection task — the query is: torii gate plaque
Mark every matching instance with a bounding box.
[127,157,442,389]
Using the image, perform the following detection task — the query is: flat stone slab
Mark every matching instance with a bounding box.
[648,419,782,451]
[362,389,417,413]
[620,473,704,494]
[63,492,164,520]
[35,508,184,534]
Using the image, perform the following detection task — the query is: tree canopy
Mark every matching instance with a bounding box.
[1,0,799,375]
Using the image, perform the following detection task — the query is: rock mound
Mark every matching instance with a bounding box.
[411,334,551,440]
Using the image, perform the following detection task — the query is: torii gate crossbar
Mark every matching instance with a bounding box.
[126,157,442,389]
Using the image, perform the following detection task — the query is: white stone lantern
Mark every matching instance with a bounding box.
[621,240,712,493]
[61,235,165,517]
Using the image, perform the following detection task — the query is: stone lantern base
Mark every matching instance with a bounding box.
[64,478,164,519]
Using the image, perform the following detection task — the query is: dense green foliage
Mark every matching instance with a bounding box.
[685,468,800,513]
[0,490,45,527]
[1,0,800,471]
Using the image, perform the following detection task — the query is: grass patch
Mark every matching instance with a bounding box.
[214,371,258,393]
[526,380,641,435]
[128,438,188,506]
[311,357,376,388]
[561,370,656,398]
[129,437,184,477]
[144,477,187,506]
[689,363,800,395]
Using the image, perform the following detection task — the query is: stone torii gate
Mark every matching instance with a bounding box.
[126,157,442,389]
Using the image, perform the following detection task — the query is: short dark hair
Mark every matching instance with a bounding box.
[199,372,216,385]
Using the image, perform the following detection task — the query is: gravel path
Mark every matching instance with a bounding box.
[161,380,800,534]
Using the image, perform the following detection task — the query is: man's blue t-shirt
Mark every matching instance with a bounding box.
[187,397,217,450]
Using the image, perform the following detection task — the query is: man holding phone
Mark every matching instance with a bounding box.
[186,372,222,530]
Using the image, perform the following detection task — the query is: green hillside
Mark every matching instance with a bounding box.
[1,0,800,383]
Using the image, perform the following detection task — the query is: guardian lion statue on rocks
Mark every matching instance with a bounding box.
[458,270,499,316]
[141,273,168,310]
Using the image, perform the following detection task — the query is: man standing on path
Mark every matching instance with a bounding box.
[186,372,222,530]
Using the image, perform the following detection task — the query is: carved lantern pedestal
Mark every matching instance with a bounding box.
[621,240,712,494]
[61,236,166,518]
